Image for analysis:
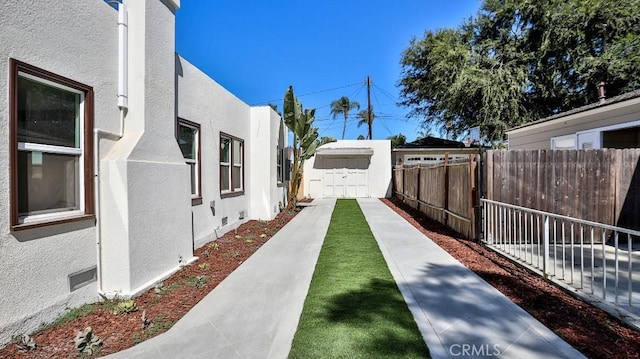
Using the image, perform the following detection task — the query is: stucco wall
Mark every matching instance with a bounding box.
[99,0,194,297]
[303,140,392,198]
[508,98,640,149]
[177,56,257,248]
[0,0,119,344]
[249,107,287,220]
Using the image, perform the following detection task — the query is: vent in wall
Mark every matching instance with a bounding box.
[68,266,97,292]
[222,217,228,226]
[239,211,245,220]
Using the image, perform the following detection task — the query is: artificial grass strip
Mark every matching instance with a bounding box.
[289,199,430,359]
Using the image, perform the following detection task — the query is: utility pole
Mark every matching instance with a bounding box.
[366,75,372,140]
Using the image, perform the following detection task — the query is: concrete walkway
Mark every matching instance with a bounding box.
[104,197,586,359]
[102,199,336,359]
[357,198,585,359]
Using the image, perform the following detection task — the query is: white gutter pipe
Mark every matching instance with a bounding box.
[95,1,127,297]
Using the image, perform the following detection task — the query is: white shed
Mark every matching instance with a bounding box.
[303,140,391,198]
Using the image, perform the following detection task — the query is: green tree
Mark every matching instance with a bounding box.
[316,136,337,147]
[357,135,366,140]
[284,86,319,209]
[416,128,433,140]
[399,0,640,143]
[356,108,376,139]
[388,133,407,148]
[330,96,360,140]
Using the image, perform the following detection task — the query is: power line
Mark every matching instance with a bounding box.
[251,82,362,106]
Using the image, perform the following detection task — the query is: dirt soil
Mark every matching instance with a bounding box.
[0,209,299,359]
[383,197,640,359]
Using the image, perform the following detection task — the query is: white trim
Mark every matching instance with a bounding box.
[178,121,200,197]
[577,118,640,135]
[19,142,82,155]
[16,72,86,222]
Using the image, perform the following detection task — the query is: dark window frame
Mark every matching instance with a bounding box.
[9,59,95,231]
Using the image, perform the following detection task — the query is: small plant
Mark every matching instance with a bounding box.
[259,234,267,238]
[233,250,241,258]
[16,334,36,353]
[198,262,211,271]
[133,314,175,344]
[154,282,166,294]
[74,327,102,355]
[113,299,138,315]
[185,275,209,288]
[245,238,253,243]
[203,249,210,258]
[208,242,220,251]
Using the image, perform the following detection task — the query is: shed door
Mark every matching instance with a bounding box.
[322,157,369,198]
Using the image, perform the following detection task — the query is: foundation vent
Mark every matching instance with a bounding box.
[68,266,97,292]
[222,217,228,226]
[239,211,245,220]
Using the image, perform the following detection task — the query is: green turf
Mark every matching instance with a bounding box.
[288,199,430,359]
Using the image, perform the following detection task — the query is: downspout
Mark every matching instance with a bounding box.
[95,1,127,297]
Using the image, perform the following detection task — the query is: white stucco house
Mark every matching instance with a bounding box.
[303,140,392,199]
[0,0,287,345]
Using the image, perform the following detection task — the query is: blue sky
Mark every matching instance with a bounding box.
[175,1,481,142]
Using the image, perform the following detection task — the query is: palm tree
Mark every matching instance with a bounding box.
[330,96,360,140]
[356,108,375,139]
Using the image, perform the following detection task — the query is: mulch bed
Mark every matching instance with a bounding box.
[0,209,298,359]
[383,197,640,359]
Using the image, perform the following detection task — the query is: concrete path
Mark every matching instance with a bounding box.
[357,198,586,359]
[102,199,336,359]
[105,197,586,359]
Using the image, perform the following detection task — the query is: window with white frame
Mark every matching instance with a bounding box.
[220,133,244,195]
[177,118,200,200]
[9,59,94,229]
[551,135,576,150]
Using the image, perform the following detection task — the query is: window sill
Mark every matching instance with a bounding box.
[11,214,95,232]
[220,191,245,199]
[191,197,203,206]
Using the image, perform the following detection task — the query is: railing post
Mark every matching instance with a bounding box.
[543,215,550,278]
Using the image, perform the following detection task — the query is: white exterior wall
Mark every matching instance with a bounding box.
[303,140,392,198]
[249,107,287,220]
[99,0,194,297]
[0,0,119,344]
[177,55,251,247]
[0,0,285,346]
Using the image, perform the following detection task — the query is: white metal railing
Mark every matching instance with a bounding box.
[481,198,640,316]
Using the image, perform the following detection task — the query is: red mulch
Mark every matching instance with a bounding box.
[383,197,640,359]
[0,210,298,359]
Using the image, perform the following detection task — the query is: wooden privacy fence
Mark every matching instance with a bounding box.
[393,156,479,239]
[485,149,640,239]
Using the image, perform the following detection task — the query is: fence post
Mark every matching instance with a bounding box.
[444,152,449,227]
[543,215,550,278]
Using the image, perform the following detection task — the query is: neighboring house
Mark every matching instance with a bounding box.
[392,136,478,166]
[0,0,286,345]
[303,140,392,199]
[507,91,640,150]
